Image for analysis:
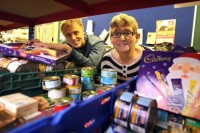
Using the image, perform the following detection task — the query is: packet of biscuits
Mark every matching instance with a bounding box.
[33,94,54,111]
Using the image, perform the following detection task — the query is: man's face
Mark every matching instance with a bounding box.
[62,24,85,48]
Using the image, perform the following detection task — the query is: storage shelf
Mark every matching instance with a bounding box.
[0,0,197,31]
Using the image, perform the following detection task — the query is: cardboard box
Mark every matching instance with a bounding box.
[0,43,69,66]
[23,111,45,123]
[0,93,38,118]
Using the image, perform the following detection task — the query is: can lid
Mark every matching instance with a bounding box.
[43,76,60,81]
[55,99,70,106]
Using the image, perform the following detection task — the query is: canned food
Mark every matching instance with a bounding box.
[101,77,117,85]
[1,59,12,68]
[96,86,111,94]
[82,90,97,100]
[42,76,61,90]
[54,99,71,112]
[82,81,94,91]
[38,64,46,72]
[19,59,39,72]
[101,68,117,78]
[48,87,66,100]
[63,74,79,86]
[46,65,53,71]
[66,84,81,94]
[0,58,10,68]
[7,60,32,73]
[81,76,94,83]
[81,67,96,77]
[68,94,81,101]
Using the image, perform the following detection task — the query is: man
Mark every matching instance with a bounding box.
[29,19,106,68]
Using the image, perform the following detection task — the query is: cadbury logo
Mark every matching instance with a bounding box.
[144,54,171,63]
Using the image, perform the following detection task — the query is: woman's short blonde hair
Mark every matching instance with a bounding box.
[61,18,84,33]
[109,13,138,34]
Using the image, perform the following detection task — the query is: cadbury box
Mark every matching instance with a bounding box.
[0,43,69,66]
[0,93,38,118]
[136,51,200,120]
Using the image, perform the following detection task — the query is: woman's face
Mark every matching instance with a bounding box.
[62,24,85,49]
[110,25,139,53]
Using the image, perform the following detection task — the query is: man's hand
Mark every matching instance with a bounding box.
[27,39,41,44]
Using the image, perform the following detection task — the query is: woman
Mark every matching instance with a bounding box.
[101,13,150,84]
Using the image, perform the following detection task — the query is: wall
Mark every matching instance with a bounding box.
[82,5,194,47]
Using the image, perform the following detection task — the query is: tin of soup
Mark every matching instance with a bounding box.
[42,76,61,90]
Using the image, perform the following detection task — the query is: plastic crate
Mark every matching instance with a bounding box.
[0,69,80,97]
[7,77,137,133]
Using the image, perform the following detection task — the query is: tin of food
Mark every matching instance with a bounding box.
[48,87,66,100]
[42,76,61,90]
[96,86,111,94]
[54,99,71,112]
[101,76,117,85]
[81,76,94,83]
[82,81,94,91]
[82,90,97,100]
[6,60,33,73]
[101,68,117,78]
[68,94,81,101]
[63,74,79,86]
[19,59,39,72]
[1,59,12,68]
[0,58,9,67]
[38,64,46,72]
[81,67,96,77]
[66,84,82,94]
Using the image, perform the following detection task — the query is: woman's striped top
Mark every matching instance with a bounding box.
[101,50,142,84]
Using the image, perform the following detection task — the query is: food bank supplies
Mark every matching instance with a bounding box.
[0,93,38,118]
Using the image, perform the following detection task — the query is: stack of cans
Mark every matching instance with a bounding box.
[63,74,81,101]
[42,76,66,102]
[81,67,96,91]
[101,68,117,86]
[0,57,38,73]
[81,67,97,100]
